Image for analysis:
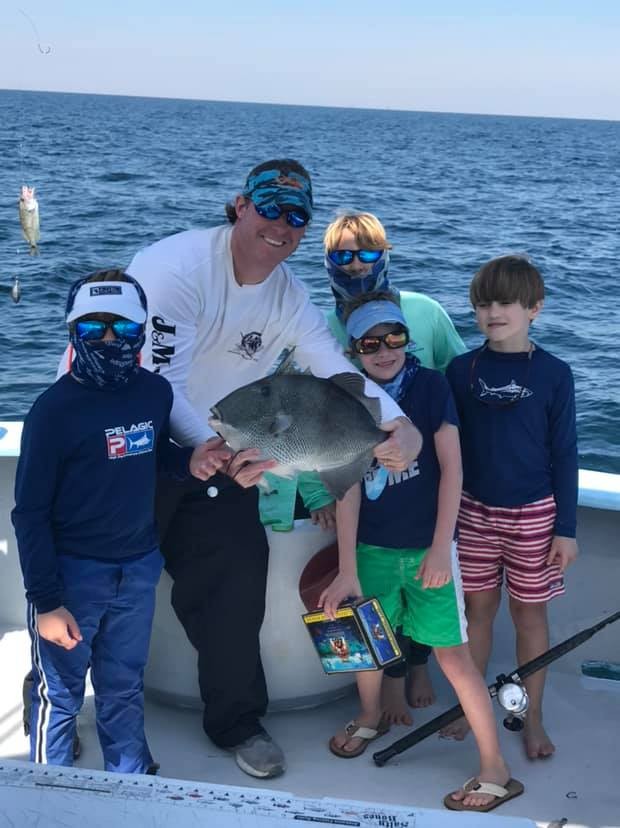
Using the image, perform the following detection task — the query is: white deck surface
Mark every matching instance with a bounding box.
[1,626,618,828]
[1,440,618,827]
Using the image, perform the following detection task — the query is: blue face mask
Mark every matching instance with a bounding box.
[325,250,398,320]
[69,330,145,389]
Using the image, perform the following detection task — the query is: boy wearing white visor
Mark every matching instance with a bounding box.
[12,269,229,774]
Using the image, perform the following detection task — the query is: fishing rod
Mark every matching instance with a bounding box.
[373,608,620,767]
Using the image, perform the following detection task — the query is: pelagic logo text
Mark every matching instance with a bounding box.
[105,421,154,459]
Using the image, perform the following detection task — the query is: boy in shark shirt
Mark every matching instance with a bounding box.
[444,255,578,762]
[12,270,228,773]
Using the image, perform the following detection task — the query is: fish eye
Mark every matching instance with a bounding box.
[260,386,271,397]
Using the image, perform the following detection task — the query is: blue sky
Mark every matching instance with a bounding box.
[2,1,619,120]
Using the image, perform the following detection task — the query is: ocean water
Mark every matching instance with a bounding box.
[1,89,618,474]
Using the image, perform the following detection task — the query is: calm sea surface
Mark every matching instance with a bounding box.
[1,90,618,473]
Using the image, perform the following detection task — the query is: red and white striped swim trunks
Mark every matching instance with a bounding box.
[456,492,565,603]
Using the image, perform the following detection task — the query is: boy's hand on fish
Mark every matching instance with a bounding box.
[416,546,453,589]
[223,448,278,488]
[375,416,422,471]
[318,573,362,620]
[37,607,83,650]
[310,502,337,530]
[547,536,578,571]
[190,437,232,480]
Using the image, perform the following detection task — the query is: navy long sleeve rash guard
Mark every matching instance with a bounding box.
[446,344,578,537]
[12,368,193,613]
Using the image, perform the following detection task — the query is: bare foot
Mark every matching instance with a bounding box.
[406,664,435,708]
[523,718,555,759]
[381,676,413,726]
[446,760,512,809]
[439,715,471,741]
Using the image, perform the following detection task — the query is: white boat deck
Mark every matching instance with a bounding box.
[1,422,619,827]
[1,623,618,827]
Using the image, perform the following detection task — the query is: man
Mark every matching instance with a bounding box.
[127,159,422,779]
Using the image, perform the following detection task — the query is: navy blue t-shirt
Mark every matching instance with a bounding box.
[358,364,459,550]
[12,368,193,613]
[446,343,577,536]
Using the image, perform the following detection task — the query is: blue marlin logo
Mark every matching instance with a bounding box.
[127,432,152,450]
[478,378,533,400]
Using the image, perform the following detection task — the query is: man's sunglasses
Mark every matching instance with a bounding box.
[352,329,409,355]
[254,203,309,228]
[328,249,383,267]
[75,319,144,342]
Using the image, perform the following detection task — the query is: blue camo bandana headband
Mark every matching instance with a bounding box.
[325,250,397,320]
[243,167,313,219]
[66,274,147,389]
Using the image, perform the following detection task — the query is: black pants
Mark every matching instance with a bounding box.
[156,473,269,749]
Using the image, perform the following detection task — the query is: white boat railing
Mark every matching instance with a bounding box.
[2,420,619,510]
[1,419,619,709]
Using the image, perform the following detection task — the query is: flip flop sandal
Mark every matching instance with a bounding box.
[444,777,525,812]
[328,719,390,759]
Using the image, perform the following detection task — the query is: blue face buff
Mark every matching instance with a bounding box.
[69,328,145,389]
[325,250,397,320]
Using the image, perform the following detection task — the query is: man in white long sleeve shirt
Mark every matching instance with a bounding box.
[127,159,421,779]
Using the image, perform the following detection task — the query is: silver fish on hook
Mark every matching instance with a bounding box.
[11,277,22,304]
[19,186,40,255]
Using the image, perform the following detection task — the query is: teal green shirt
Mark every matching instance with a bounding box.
[258,291,465,531]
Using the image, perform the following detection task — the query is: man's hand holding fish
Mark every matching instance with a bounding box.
[374,415,423,471]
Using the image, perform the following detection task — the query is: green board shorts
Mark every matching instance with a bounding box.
[357,541,468,649]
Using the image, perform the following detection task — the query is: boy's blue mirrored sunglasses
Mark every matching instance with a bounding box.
[254,203,309,228]
[328,249,383,267]
[75,319,144,342]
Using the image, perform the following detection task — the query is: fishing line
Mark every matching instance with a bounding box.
[18,8,52,54]
[9,8,52,300]
[13,8,52,183]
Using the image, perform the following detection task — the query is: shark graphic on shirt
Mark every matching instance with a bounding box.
[478,378,533,400]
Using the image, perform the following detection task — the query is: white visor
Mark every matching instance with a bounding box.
[66,281,147,324]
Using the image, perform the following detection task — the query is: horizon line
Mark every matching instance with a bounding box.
[1,86,618,125]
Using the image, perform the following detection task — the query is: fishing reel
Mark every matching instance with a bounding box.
[495,673,529,731]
